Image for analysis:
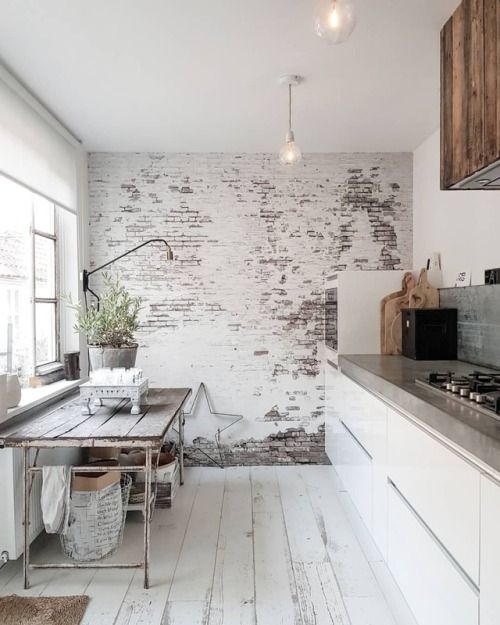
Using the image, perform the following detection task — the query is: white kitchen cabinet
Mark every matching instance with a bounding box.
[387,407,480,585]
[324,358,340,463]
[326,367,389,555]
[331,415,373,530]
[328,370,500,625]
[387,483,479,625]
[330,371,384,456]
[479,475,500,625]
[371,410,388,559]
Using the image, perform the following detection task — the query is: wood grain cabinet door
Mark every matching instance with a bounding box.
[440,0,500,189]
[484,0,500,168]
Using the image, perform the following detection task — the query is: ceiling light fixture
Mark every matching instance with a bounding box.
[315,0,356,45]
[279,75,303,167]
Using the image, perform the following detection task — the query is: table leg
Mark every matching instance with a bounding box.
[23,447,30,590]
[179,410,184,486]
[143,447,152,589]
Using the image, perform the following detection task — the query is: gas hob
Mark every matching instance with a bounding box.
[416,370,500,420]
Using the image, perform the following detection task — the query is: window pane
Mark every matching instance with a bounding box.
[33,195,55,234]
[35,235,56,298]
[0,176,34,378]
[35,303,57,366]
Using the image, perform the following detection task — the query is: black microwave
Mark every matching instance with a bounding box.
[402,308,457,360]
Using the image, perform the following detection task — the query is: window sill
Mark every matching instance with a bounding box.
[5,378,84,422]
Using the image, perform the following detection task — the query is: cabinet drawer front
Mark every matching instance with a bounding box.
[479,475,500,625]
[372,460,388,560]
[334,374,386,458]
[388,484,478,625]
[387,408,480,584]
[332,418,372,530]
[325,361,340,463]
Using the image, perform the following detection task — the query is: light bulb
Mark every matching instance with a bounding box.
[315,0,356,45]
[279,131,302,166]
[328,7,339,29]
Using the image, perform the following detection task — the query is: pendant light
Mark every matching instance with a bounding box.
[315,0,356,45]
[279,75,302,167]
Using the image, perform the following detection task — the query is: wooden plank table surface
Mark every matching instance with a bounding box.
[0,388,191,448]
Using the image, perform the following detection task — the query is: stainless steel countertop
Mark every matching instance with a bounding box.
[338,354,500,478]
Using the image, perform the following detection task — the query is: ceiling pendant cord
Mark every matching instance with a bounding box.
[288,83,292,134]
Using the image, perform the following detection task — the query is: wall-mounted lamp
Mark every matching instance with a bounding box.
[82,238,174,306]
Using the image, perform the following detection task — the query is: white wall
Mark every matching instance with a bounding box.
[413,130,500,287]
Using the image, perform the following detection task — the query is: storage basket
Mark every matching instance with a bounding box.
[61,474,131,562]
[129,459,180,509]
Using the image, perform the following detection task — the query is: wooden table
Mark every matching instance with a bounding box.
[0,387,191,590]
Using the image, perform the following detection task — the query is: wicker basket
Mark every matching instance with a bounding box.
[61,474,131,562]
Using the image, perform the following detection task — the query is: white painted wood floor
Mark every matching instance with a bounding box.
[0,466,417,625]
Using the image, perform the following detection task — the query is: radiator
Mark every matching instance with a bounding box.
[0,447,79,560]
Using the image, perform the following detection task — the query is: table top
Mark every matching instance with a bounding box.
[0,388,191,449]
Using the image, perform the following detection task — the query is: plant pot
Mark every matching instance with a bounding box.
[88,345,138,371]
[6,374,22,408]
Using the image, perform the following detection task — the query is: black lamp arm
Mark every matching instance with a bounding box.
[82,238,173,295]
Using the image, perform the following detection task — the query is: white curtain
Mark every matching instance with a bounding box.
[0,72,79,212]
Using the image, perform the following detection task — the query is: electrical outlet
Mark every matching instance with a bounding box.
[485,268,500,285]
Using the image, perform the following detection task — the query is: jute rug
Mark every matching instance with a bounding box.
[0,595,89,625]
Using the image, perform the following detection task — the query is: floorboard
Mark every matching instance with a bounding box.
[114,467,203,625]
[278,467,350,625]
[0,466,414,625]
[251,466,302,625]
[298,465,399,625]
[163,467,225,623]
[208,467,255,625]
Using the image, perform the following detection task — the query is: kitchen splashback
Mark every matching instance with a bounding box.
[439,285,500,369]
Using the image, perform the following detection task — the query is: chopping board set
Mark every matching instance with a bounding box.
[381,269,439,355]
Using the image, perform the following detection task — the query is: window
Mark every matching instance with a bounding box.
[0,174,78,385]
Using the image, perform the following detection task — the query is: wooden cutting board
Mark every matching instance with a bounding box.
[380,272,414,354]
[383,272,416,355]
[409,268,440,309]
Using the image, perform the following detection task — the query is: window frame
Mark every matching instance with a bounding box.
[31,202,60,372]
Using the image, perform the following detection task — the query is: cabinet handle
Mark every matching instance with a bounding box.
[340,420,373,461]
[388,479,479,594]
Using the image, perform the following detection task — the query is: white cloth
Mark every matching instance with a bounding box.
[41,466,71,534]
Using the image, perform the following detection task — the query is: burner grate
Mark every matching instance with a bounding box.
[417,369,500,420]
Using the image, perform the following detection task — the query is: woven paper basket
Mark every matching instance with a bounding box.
[61,474,132,562]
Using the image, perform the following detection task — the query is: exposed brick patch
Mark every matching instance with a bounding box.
[184,425,331,466]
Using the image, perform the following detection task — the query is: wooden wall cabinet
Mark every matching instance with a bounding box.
[440,0,500,189]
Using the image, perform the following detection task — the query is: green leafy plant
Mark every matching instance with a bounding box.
[70,275,142,347]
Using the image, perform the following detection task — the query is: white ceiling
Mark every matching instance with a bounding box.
[0,0,459,153]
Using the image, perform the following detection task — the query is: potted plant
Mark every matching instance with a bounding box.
[71,275,142,370]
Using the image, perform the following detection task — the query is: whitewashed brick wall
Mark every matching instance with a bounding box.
[88,152,412,464]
